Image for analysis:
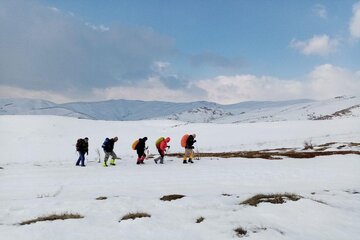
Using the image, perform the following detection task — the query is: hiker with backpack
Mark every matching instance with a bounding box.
[154,137,171,164]
[182,134,196,164]
[133,137,148,164]
[102,137,119,167]
[76,137,89,167]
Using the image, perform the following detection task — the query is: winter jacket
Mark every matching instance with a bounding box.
[135,137,147,156]
[76,139,88,154]
[159,137,170,151]
[135,137,147,150]
[185,135,196,149]
[103,138,116,152]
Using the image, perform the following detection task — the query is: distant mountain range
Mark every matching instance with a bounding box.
[0,96,359,123]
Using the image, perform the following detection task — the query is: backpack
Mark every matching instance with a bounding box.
[132,139,139,150]
[155,137,165,149]
[102,138,110,149]
[76,138,84,151]
[181,134,189,148]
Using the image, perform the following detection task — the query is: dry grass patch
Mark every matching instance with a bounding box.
[96,196,107,200]
[120,212,151,221]
[241,193,302,207]
[345,190,360,194]
[168,147,360,160]
[350,142,360,147]
[303,140,314,150]
[196,217,205,223]
[222,193,232,197]
[160,194,185,201]
[19,213,83,225]
[234,227,247,237]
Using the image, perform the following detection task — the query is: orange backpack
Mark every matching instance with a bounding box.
[181,134,189,148]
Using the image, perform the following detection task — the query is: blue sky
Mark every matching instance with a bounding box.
[0,0,359,103]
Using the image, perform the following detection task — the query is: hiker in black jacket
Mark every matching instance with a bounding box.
[102,137,119,167]
[136,137,148,164]
[183,134,196,164]
[76,137,88,167]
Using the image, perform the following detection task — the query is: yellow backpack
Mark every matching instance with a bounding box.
[131,139,139,150]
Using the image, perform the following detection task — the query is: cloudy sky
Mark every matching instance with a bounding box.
[0,0,359,104]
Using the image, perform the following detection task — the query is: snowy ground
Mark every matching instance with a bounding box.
[0,115,359,240]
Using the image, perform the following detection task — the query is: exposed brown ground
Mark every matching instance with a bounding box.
[19,213,83,225]
[167,142,360,160]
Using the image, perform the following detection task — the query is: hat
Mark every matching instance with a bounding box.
[165,137,171,142]
[84,137,89,140]
[114,137,118,141]
[143,137,148,141]
[192,134,196,138]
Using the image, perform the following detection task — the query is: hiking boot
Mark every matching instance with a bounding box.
[188,159,194,164]
[103,162,108,167]
[183,160,187,164]
[154,159,158,164]
[110,159,116,166]
[140,161,145,164]
[136,161,141,165]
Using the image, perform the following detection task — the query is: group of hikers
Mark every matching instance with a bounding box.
[75,134,197,167]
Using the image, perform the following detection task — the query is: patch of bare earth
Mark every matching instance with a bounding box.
[234,227,247,237]
[313,104,360,120]
[167,142,360,160]
[95,196,107,200]
[19,213,83,225]
[241,193,302,207]
[160,194,185,201]
[120,212,151,221]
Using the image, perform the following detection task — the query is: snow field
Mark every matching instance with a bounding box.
[0,115,359,239]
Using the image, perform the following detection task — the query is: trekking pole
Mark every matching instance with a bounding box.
[195,144,200,160]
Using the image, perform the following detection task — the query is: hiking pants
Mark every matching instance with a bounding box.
[154,148,165,163]
[104,150,117,162]
[184,148,194,159]
[76,151,85,166]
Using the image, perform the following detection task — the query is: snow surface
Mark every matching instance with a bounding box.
[0,115,360,240]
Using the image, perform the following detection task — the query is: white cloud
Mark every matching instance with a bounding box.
[196,75,304,104]
[48,6,60,12]
[196,64,360,104]
[85,23,110,32]
[0,85,72,103]
[350,2,360,38]
[313,4,327,19]
[151,61,170,73]
[307,64,360,98]
[92,77,199,102]
[291,35,339,56]
[2,65,359,104]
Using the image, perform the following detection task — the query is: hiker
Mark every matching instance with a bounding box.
[102,137,119,167]
[76,137,88,167]
[154,137,171,164]
[135,137,148,164]
[183,134,196,164]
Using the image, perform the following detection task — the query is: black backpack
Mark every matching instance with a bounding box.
[102,138,110,149]
[76,138,85,151]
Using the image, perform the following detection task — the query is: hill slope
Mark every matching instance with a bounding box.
[0,96,359,122]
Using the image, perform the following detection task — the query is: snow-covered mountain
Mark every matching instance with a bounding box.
[0,96,359,123]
